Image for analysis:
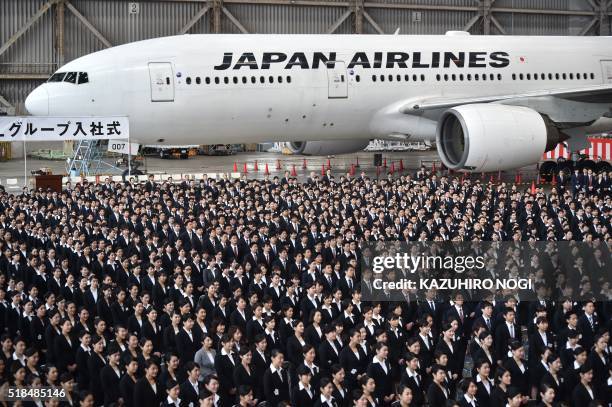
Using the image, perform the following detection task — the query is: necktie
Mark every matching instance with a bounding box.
[510,324,514,338]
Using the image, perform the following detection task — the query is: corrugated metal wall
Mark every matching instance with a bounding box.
[0,0,602,114]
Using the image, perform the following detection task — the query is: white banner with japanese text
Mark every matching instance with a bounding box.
[0,117,129,141]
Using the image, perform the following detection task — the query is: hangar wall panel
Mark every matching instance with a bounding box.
[0,0,56,74]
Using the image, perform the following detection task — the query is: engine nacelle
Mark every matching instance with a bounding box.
[436,104,563,172]
[287,140,370,156]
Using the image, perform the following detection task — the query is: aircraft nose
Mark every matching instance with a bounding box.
[25,86,49,116]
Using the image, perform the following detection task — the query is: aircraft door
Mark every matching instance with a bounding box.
[148,62,175,102]
[327,61,348,99]
[600,60,612,83]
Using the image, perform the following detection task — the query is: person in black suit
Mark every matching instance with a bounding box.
[214,334,237,405]
[494,308,519,362]
[232,348,258,404]
[55,319,77,374]
[319,324,341,374]
[490,367,511,407]
[292,364,316,407]
[458,378,479,407]
[571,364,596,406]
[503,341,529,397]
[176,314,198,368]
[588,334,609,401]
[329,364,349,407]
[179,361,201,407]
[504,386,524,407]
[100,344,123,407]
[120,357,139,407]
[400,353,425,406]
[474,359,494,407]
[134,359,163,407]
[427,364,450,406]
[541,354,566,405]
[263,349,290,407]
[366,342,394,404]
[578,301,599,350]
[163,379,185,407]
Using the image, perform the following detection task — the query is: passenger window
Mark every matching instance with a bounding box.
[355,75,360,82]
[233,77,238,84]
[576,73,581,80]
[451,74,456,81]
[388,75,393,82]
[405,74,409,81]
[489,74,494,80]
[196,77,201,85]
[396,74,401,82]
[215,77,220,84]
[555,73,560,80]
[534,73,538,80]
[205,77,211,84]
[475,74,479,80]
[269,76,274,83]
[444,74,449,81]
[260,76,265,83]
[562,73,567,80]
[569,73,573,80]
[497,74,501,80]
[287,76,292,83]
[48,72,66,82]
[186,77,192,85]
[459,74,464,81]
[278,76,283,83]
[166,77,170,85]
[467,74,471,81]
[420,74,425,81]
[77,72,89,84]
[512,74,516,80]
[380,75,385,82]
[242,77,247,84]
[372,75,376,82]
[64,72,77,84]
[436,74,441,81]
[590,73,595,79]
[251,76,256,84]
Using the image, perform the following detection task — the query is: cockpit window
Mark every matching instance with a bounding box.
[64,72,78,84]
[48,72,66,82]
[78,72,89,84]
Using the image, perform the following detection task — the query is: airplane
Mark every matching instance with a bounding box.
[25,32,612,172]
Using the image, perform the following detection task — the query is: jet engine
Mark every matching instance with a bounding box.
[436,104,566,172]
[287,140,370,156]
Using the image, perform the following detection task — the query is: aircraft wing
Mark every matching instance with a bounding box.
[400,83,612,114]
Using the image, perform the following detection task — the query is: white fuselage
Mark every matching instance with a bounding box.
[25,33,612,145]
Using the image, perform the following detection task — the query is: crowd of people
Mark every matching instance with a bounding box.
[0,166,608,407]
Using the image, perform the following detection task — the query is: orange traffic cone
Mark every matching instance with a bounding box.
[350,164,355,176]
[326,159,331,171]
[399,159,404,172]
[291,164,297,177]
[383,157,387,168]
[530,180,536,195]
[264,163,270,175]
[254,160,259,171]
[302,158,307,170]
[233,162,238,172]
[243,163,248,174]
[321,164,326,176]
[390,162,395,174]
[517,172,522,184]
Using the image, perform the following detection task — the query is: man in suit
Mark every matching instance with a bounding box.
[577,300,598,349]
[495,307,519,361]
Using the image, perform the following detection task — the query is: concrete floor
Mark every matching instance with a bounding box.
[0,149,540,186]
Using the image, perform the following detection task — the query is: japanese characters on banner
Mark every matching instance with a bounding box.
[0,117,129,141]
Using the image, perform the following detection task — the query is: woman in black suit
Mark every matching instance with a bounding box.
[359,375,380,407]
[232,348,258,404]
[538,383,559,407]
[120,358,139,407]
[490,367,512,407]
[286,320,307,367]
[366,343,394,405]
[588,334,609,400]
[305,310,324,349]
[541,354,566,404]
[435,323,461,378]
[339,329,367,390]
[44,311,62,366]
[472,331,496,377]
[426,365,449,406]
[502,341,529,397]
[331,365,349,407]
[214,334,238,406]
[292,365,317,407]
[571,364,596,406]
[134,360,162,407]
[87,335,107,407]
